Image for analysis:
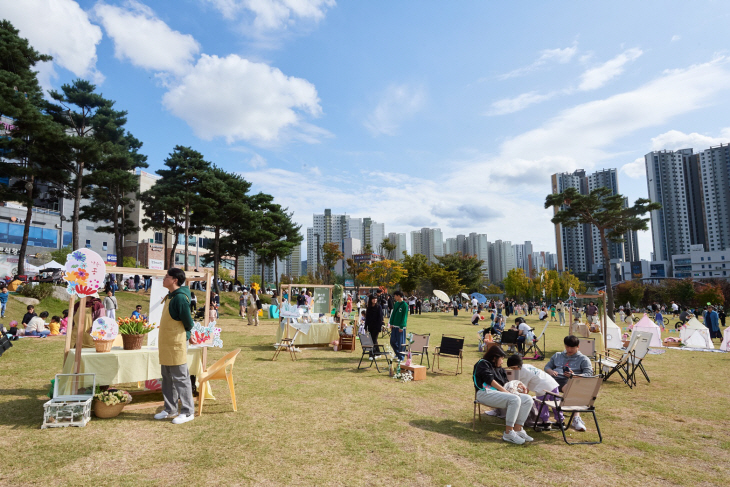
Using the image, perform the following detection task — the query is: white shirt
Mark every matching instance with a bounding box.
[471,298,478,308]
[26,316,47,333]
[671,303,678,311]
[518,364,559,395]
[518,322,532,336]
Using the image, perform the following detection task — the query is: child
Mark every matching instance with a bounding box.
[655,309,664,329]
[471,309,482,326]
[49,316,61,336]
[59,310,69,335]
[358,310,366,336]
[507,354,563,428]
[0,286,8,318]
[8,320,19,337]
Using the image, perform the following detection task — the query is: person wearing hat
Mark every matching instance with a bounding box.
[154,267,195,424]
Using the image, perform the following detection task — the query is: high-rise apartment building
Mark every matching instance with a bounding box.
[444,238,457,255]
[410,228,444,263]
[645,149,705,261]
[696,144,730,252]
[489,240,515,283]
[386,232,407,260]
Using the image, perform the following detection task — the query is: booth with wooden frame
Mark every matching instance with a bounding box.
[568,292,608,352]
[274,284,338,360]
[62,266,214,379]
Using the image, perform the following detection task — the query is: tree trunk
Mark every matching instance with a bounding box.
[234,254,239,285]
[261,259,265,289]
[170,232,179,269]
[275,258,279,292]
[213,226,220,293]
[599,228,615,319]
[113,190,121,269]
[18,177,34,276]
[72,161,84,250]
[184,200,190,271]
[163,222,169,269]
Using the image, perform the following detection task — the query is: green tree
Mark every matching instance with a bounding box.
[485,284,503,294]
[51,245,73,264]
[0,21,69,274]
[615,281,645,308]
[695,284,725,307]
[320,241,343,285]
[503,268,530,299]
[668,279,696,307]
[436,252,485,292]
[425,264,462,296]
[546,186,661,318]
[357,259,407,290]
[399,253,430,293]
[47,79,109,249]
[378,237,397,260]
[140,178,185,269]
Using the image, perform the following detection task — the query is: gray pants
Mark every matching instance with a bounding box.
[161,364,194,416]
[476,389,533,427]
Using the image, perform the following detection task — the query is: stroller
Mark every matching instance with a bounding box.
[522,321,548,361]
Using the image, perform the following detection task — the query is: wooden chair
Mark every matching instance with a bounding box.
[357,333,391,373]
[432,335,464,375]
[535,375,603,444]
[408,333,430,368]
[338,319,356,352]
[197,349,241,416]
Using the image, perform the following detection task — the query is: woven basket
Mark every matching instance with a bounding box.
[93,400,125,418]
[122,334,144,350]
[94,339,115,353]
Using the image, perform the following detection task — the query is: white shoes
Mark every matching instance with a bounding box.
[502,430,525,445]
[154,411,171,420]
[515,429,534,442]
[571,416,587,431]
[172,413,195,425]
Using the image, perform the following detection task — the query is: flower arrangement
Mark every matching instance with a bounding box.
[392,371,413,383]
[117,317,157,335]
[94,389,132,407]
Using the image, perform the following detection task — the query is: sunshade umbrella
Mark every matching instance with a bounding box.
[461,292,470,300]
[433,290,449,302]
[470,292,487,304]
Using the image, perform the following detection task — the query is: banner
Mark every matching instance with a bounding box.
[149,258,164,270]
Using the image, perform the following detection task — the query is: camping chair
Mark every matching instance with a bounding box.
[432,335,464,375]
[578,337,597,368]
[357,333,391,373]
[499,329,519,355]
[626,332,652,386]
[597,333,641,388]
[472,390,484,431]
[197,349,241,416]
[534,375,603,444]
[408,333,430,368]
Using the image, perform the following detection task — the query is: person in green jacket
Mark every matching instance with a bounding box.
[389,290,408,361]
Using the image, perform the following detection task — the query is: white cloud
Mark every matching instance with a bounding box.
[93,1,200,76]
[671,35,681,42]
[364,84,426,136]
[578,47,643,91]
[487,91,556,115]
[2,0,103,82]
[499,43,577,79]
[650,128,730,151]
[620,157,646,178]
[249,154,268,168]
[202,0,335,31]
[162,54,322,143]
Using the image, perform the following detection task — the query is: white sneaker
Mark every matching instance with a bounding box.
[485,409,499,416]
[502,430,525,445]
[515,429,534,442]
[571,416,587,432]
[154,411,171,420]
[172,413,194,424]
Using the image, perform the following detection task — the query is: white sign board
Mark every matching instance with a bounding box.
[148,259,164,270]
[145,277,168,347]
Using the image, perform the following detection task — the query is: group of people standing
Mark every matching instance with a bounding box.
[363,291,409,361]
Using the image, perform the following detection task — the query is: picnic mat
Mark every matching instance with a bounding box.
[666,346,726,353]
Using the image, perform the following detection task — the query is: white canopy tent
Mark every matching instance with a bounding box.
[680,317,714,349]
[38,260,64,270]
[604,315,623,349]
[631,314,663,347]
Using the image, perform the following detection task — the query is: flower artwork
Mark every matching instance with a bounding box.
[117,317,157,335]
[63,248,105,297]
[90,317,119,341]
[191,321,222,348]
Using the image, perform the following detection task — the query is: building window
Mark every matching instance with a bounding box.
[85,239,91,248]
[175,253,184,265]
[154,232,163,244]
[63,231,72,247]
[102,241,108,251]
[0,223,60,248]
[701,257,704,261]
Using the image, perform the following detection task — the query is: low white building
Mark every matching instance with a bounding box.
[672,245,729,279]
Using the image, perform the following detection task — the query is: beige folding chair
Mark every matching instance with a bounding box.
[626,332,652,386]
[534,375,603,444]
[578,337,597,368]
[409,333,430,368]
[197,349,241,416]
[597,332,643,388]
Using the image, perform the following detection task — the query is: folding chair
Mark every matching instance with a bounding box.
[408,333,430,368]
[535,375,603,445]
[472,390,483,431]
[197,349,241,416]
[597,333,643,388]
[432,335,464,375]
[357,333,391,373]
[627,332,652,386]
[499,329,519,355]
[578,337,597,369]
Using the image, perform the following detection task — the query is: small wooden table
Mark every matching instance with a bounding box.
[401,364,427,381]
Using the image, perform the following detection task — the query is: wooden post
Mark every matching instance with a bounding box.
[63,294,76,364]
[71,295,88,394]
[202,270,212,372]
[603,292,608,351]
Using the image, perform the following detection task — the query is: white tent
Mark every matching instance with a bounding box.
[720,327,730,352]
[604,315,623,349]
[680,317,714,349]
[631,314,663,347]
[39,260,64,270]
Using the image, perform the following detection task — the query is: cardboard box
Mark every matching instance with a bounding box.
[401,364,426,381]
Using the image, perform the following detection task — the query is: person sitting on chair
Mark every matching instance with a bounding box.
[507,354,563,429]
[544,335,593,432]
[473,346,535,445]
[515,317,532,355]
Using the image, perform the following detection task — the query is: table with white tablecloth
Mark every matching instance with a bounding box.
[275,322,339,347]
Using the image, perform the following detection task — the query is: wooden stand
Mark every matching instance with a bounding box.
[401,364,426,381]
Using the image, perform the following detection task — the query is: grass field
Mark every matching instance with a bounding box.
[1,306,728,486]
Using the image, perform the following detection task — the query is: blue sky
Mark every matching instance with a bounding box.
[4,1,730,259]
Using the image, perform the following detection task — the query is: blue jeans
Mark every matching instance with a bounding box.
[0,302,5,316]
[26,330,50,337]
[390,327,405,360]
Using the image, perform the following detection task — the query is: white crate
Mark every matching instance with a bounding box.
[42,398,92,429]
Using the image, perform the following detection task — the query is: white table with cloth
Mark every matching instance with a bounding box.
[275,322,339,346]
[61,345,214,399]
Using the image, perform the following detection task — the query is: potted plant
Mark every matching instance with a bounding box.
[117,317,157,350]
[93,389,132,418]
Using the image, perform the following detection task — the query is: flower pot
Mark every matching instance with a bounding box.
[122,334,144,350]
[94,339,115,353]
[93,400,125,418]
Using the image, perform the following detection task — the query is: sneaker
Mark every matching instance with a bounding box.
[485,409,499,416]
[502,430,525,445]
[571,416,587,432]
[515,429,534,442]
[172,413,194,424]
[154,411,172,420]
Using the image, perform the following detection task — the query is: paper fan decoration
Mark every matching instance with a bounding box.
[90,317,119,341]
[63,248,105,297]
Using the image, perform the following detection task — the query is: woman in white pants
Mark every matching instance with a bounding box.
[104,291,117,320]
[473,346,534,444]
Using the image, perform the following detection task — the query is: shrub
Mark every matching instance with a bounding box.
[19,283,55,301]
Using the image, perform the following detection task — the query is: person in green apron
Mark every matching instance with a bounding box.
[154,268,196,424]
